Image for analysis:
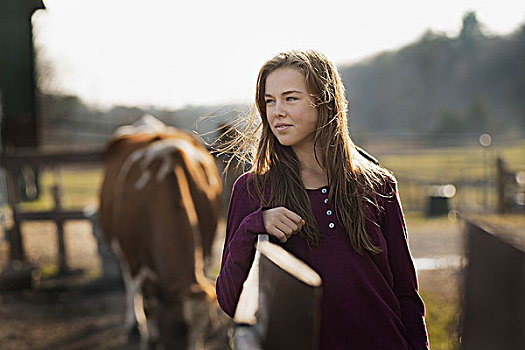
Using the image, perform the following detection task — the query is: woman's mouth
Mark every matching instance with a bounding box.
[275,124,292,131]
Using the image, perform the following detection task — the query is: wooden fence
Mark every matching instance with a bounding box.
[0,148,104,274]
[233,234,322,350]
[461,219,525,349]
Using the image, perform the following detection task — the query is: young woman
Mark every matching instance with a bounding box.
[216,49,429,349]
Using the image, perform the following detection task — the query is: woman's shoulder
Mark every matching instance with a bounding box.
[233,171,256,192]
[232,171,262,199]
[380,172,398,195]
[232,171,271,205]
[353,146,395,190]
[356,164,397,204]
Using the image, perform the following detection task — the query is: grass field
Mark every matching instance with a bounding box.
[15,138,524,214]
[421,290,461,350]
[379,139,525,180]
[378,139,525,212]
[16,167,103,212]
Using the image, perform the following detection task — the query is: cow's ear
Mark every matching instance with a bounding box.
[106,136,121,147]
[104,137,127,156]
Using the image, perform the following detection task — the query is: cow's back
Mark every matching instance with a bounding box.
[99,128,221,283]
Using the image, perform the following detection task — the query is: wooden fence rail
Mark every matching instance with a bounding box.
[0,148,104,274]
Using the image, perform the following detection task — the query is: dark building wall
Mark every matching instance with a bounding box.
[0,0,45,147]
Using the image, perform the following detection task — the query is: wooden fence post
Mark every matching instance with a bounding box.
[233,235,322,349]
[51,184,69,274]
[461,220,525,349]
[496,157,506,214]
[4,167,25,262]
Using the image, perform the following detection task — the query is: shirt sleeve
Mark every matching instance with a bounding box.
[381,179,429,350]
[215,173,267,317]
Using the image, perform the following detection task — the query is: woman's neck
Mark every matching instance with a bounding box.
[293,145,328,189]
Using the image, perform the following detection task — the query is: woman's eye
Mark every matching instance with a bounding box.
[286,96,297,101]
[265,99,274,104]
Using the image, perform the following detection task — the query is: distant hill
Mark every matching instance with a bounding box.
[340,11,525,137]
[38,12,525,147]
[38,93,241,146]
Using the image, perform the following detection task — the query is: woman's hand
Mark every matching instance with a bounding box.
[262,207,305,243]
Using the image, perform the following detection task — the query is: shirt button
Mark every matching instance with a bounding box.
[321,188,327,194]
[326,210,332,216]
[323,198,329,204]
[328,222,335,229]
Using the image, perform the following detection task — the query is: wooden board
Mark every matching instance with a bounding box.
[234,234,322,350]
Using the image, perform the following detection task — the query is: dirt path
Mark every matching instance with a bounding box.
[407,217,464,307]
[0,280,131,350]
[0,221,133,350]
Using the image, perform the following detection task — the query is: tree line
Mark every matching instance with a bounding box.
[339,12,525,137]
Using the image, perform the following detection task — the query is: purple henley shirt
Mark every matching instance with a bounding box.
[216,172,429,350]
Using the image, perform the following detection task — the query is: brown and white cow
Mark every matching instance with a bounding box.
[99,115,223,349]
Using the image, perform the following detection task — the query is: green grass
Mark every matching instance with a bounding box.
[38,264,59,279]
[421,291,461,350]
[379,139,525,179]
[376,140,525,212]
[379,139,525,180]
[12,140,523,214]
[18,168,103,212]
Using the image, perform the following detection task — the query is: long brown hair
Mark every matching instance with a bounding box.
[218,49,391,254]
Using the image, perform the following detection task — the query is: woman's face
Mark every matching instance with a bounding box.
[264,67,319,153]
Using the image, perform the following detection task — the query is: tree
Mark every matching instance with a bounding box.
[465,95,491,133]
[435,109,466,134]
[459,12,485,50]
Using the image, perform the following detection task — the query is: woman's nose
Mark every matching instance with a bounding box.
[274,101,286,117]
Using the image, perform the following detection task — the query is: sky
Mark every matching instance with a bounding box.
[32,0,525,110]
